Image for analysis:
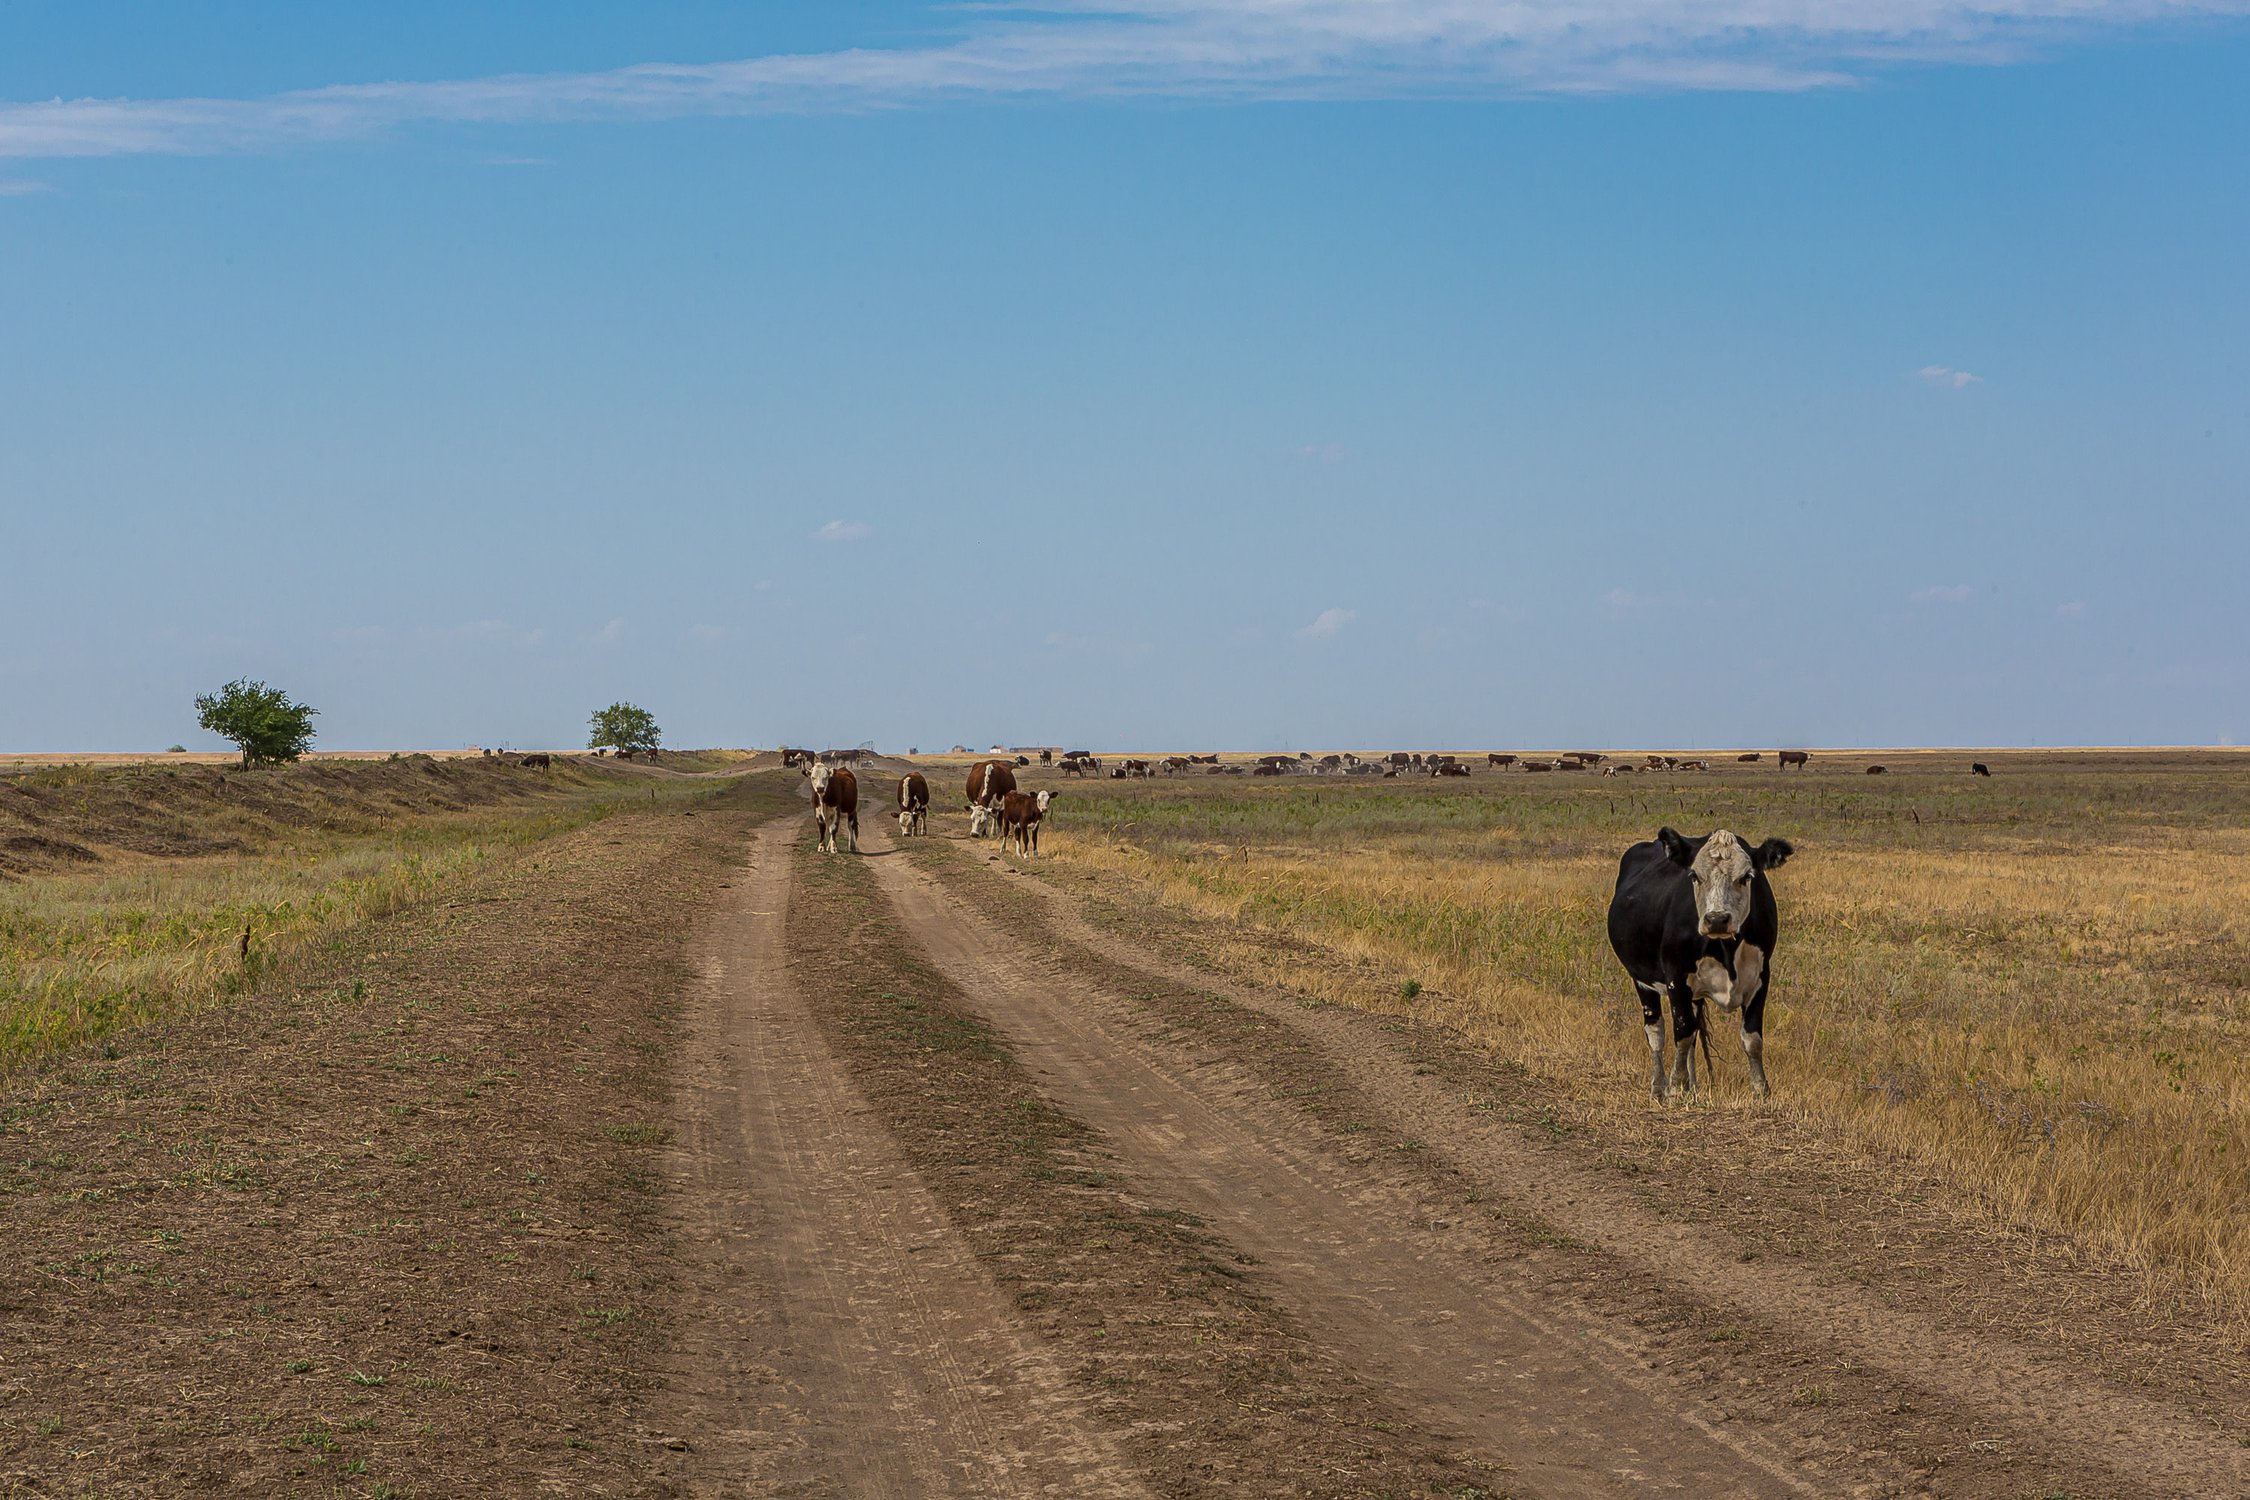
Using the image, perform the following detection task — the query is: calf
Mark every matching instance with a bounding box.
[966,760,1016,836]
[808,762,860,854]
[999,789,1053,856]
[1971,762,1992,777]
[896,772,929,836]
[1607,828,1794,1099]
[1777,750,1810,770]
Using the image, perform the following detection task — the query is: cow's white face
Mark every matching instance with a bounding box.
[969,803,991,836]
[809,762,832,800]
[1662,827,1793,940]
[899,808,916,834]
[1035,791,1052,815]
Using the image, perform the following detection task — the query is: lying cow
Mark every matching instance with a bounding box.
[966,760,1016,836]
[896,771,929,836]
[999,789,1053,856]
[1607,828,1793,1100]
[808,761,860,854]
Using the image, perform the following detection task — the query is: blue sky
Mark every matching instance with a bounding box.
[3,2,2246,752]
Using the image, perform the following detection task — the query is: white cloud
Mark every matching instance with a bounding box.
[1919,365,1983,389]
[813,519,872,543]
[1297,442,1346,465]
[1910,584,1974,604]
[2056,599,2088,618]
[5,4,2242,159]
[0,178,50,195]
[593,617,625,645]
[1296,607,1357,641]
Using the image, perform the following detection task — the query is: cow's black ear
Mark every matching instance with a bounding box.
[1657,827,1694,866]
[1754,837,1795,871]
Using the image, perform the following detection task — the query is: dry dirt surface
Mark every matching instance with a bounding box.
[14,775,2247,1496]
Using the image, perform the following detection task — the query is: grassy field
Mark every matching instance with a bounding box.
[0,756,728,1070]
[1035,750,2250,1326]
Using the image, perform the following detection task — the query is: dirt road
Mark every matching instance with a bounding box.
[655,805,2250,1498]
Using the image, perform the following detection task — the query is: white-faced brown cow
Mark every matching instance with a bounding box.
[808,761,860,854]
[896,771,929,836]
[999,789,1053,857]
[966,760,1016,837]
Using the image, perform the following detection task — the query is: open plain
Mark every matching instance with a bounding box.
[4,749,2247,1497]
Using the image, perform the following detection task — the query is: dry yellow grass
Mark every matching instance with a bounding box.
[1040,753,2250,1325]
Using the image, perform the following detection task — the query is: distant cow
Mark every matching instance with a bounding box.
[1040,749,1054,765]
[1866,765,1887,775]
[1488,753,1517,767]
[1387,752,1413,767]
[1523,760,1555,773]
[1060,758,1092,778]
[1567,752,1605,764]
[780,748,812,768]
[519,753,552,769]
[897,772,929,836]
[809,762,860,854]
[1607,827,1794,1100]
[1777,751,1809,770]
[1252,764,1283,776]
[966,760,1017,836]
[999,789,1053,856]
[1433,762,1471,778]
[1164,756,1194,775]
[1971,762,1991,777]
[1121,758,1154,778]
[1738,752,1761,762]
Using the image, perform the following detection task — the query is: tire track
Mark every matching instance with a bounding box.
[655,819,1152,1498]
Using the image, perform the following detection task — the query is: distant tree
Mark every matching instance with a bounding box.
[589,702,661,755]
[194,679,317,768]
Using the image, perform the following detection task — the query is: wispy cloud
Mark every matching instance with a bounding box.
[1919,364,1983,388]
[813,519,872,543]
[0,177,51,195]
[1297,442,1346,465]
[5,3,2242,159]
[1910,583,1975,604]
[593,617,626,645]
[1296,606,1356,641]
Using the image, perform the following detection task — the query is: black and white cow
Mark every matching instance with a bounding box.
[1606,827,1794,1100]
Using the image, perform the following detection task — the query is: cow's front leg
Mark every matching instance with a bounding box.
[1637,983,1668,1099]
[1738,952,1771,1099]
[1668,986,1701,1095]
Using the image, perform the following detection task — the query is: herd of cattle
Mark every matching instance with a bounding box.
[797,755,1053,858]
[778,745,2022,1102]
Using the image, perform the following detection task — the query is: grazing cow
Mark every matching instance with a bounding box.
[1866,765,1887,775]
[1738,753,1762,763]
[897,772,929,836]
[519,753,552,769]
[809,762,860,854]
[999,789,1053,856]
[1193,754,1221,764]
[966,760,1016,836]
[1318,754,1344,771]
[1777,751,1810,770]
[1488,753,1517,767]
[1571,752,1606,764]
[1607,827,1794,1100]
[1971,762,1992,777]
[1060,758,1092,778]
[1164,756,1194,775]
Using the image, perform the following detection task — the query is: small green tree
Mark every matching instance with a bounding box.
[589,702,661,754]
[194,679,318,768]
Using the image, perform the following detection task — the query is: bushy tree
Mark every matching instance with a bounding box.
[589,702,661,754]
[195,679,318,768]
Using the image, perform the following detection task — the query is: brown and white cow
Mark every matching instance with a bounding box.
[896,772,929,836]
[966,760,1016,836]
[999,788,1053,857]
[808,761,859,854]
